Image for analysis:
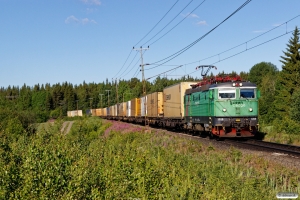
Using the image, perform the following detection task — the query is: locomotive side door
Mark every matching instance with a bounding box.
[208,89,214,116]
[185,94,190,117]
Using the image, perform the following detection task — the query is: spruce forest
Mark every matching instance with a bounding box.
[0,27,299,199]
[1,27,300,142]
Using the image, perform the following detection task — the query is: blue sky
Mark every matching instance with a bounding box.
[1,0,300,88]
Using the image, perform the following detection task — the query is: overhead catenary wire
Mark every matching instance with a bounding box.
[141,0,195,47]
[186,28,297,76]
[113,0,206,80]
[112,49,133,78]
[113,1,181,79]
[146,65,183,80]
[147,16,299,81]
[183,14,300,66]
[146,0,252,70]
[148,0,206,46]
[133,65,140,78]
[134,0,180,47]
[118,51,139,78]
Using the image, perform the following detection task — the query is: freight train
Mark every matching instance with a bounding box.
[92,75,259,139]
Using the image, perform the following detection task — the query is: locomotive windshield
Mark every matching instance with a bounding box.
[218,88,236,99]
[240,88,255,98]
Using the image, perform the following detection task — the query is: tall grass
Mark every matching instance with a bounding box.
[0,117,298,199]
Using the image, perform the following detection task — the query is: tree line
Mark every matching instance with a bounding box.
[0,27,299,134]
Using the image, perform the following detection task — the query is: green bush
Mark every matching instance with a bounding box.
[0,118,299,199]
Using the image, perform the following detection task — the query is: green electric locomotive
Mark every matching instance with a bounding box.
[184,75,259,138]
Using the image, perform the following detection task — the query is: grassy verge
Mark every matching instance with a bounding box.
[260,125,300,145]
[0,118,299,199]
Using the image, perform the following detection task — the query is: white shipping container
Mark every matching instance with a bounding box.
[114,104,118,116]
[122,102,127,117]
[141,96,147,117]
[126,100,131,117]
[111,106,114,116]
[68,110,83,117]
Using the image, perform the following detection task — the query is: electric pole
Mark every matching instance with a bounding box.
[115,78,119,104]
[99,94,104,108]
[134,46,149,126]
[89,98,93,110]
[134,46,149,95]
[105,90,111,106]
[75,100,79,116]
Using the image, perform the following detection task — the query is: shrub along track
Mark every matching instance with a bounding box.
[107,120,300,170]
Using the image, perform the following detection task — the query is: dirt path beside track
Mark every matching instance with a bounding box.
[61,121,74,134]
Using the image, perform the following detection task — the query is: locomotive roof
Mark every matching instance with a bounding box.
[209,81,257,88]
[185,81,257,95]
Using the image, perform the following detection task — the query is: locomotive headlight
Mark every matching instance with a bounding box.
[232,83,236,86]
[249,108,253,112]
[239,83,243,86]
[222,108,227,112]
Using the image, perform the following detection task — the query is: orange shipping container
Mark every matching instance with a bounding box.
[92,109,97,116]
[146,92,163,117]
[103,107,107,116]
[130,98,141,117]
[96,108,102,116]
[163,82,197,118]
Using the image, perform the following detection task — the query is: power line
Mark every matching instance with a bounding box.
[134,0,180,47]
[141,0,195,47]
[118,51,139,78]
[114,1,181,79]
[112,49,133,78]
[133,14,299,82]
[147,0,252,70]
[113,0,206,80]
[183,14,300,66]
[126,50,149,80]
[133,68,140,78]
[186,28,297,76]
[146,65,183,80]
[148,0,206,46]
[146,14,300,81]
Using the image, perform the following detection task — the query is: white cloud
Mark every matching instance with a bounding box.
[65,15,80,24]
[182,12,199,18]
[65,15,97,25]
[197,20,207,26]
[82,18,90,25]
[81,0,101,6]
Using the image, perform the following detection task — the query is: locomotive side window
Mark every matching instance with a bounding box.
[240,89,255,98]
[218,88,236,99]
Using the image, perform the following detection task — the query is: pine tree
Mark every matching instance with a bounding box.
[274,27,300,118]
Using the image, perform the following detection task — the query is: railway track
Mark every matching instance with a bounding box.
[145,123,300,158]
[223,139,300,157]
[106,119,300,158]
